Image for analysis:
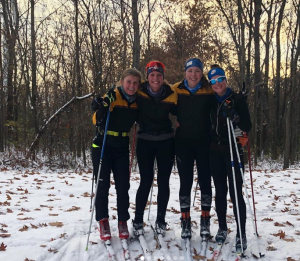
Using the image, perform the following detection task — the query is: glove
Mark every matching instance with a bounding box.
[103,87,116,107]
[238,89,248,100]
[222,100,240,123]
[91,96,103,112]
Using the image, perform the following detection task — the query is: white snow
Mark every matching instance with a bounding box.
[0,165,299,261]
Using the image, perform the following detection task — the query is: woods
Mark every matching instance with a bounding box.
[0,0,300,168]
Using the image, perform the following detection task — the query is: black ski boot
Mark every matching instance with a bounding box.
[155,220,167,237]
[132,220,144,237]
[215,228,228,244]
[181,217,191,239]
[236,234,247,251]
[200,216,211,239]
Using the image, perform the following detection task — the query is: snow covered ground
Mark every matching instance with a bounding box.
[0,164,299,261]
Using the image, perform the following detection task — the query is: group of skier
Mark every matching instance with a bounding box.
[90,58,252,252]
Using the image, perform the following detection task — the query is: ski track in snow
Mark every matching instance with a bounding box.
[0,166,300,261]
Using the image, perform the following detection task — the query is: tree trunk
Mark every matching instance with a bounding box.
[132,0,140,69]
[31,0,38,134]
[273,0,286,159]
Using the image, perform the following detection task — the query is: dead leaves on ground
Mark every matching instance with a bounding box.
[0,242,7,251]
[272,230,295,242]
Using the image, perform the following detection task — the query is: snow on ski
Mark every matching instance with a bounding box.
[120,238,131,261]
[209,242,224,261]
[102,240,117,261]
[136,234,153,260]
[234,251,243,261]
[149,222,172,260]
[181,238,194,261]
[199,237,209,258]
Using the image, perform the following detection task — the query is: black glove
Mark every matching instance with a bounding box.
[91,96,103,112]
[222,101,240,123]
[103,87,116,107]
[238,89,248,100]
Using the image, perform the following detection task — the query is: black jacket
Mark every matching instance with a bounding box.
[92,87,138,147]
[136,82,177,139]
[172,80,214,147]
[210,91,251,145]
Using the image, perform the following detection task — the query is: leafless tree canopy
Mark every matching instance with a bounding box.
[0,0,299,168]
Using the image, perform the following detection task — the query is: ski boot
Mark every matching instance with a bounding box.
[200,216,211,239]
[99,218,111,241]
[132,220,144,237]
[236,234,247,251]
[155,220,167,237]
[181,216,192,239]
[118,221,129,239]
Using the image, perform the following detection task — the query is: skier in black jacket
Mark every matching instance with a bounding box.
[91,68,141,241]
[132,61,177,237]
[208,65,251,251]
[172,57,214,240]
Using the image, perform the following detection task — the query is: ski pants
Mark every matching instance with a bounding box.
[209,142,246,236]
[134,137,175,223]
[92,145,130,221]
[176,140,212,213]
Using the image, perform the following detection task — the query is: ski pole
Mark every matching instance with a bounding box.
[227,117,244,253]
[246,138,258,235]
[229,120,263,257]
[129,122,137,178]
[147,160,156,221]
[90,172,94,211]
[85,104,112,251]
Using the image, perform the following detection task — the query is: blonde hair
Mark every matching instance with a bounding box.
[120,68,142,82]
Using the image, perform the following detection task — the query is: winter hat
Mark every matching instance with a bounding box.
[146,61,165,78]
[185,58,203,71]
[207,67,226,81]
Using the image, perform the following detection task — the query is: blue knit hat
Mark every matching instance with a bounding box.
[185,58,203,71]
[207,67,226,80]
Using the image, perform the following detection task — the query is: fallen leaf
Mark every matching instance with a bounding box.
[49,222,63,227]
[0,234,11,238]
[19,225,29,232]
[0,242,7,251]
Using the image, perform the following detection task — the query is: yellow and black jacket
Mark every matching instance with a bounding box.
[172,80,214,147]
[92,87,138,148]
[136,82,177,140]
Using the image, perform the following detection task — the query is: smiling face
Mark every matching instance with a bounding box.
[211,75,227,97]
[185,66,203,88]
[147,71,164,92]
[121,75,140,95]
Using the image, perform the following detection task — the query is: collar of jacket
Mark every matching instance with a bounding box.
[139,81,174,98]
[177,80,201,94]
[117,86,137,104]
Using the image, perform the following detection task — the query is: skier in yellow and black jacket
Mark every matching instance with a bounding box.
[91,68,141,242]
[172,57,215,240]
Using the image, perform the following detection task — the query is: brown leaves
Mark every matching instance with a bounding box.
[262,217,273,221]
[6,194,12,200]
[266,246,277,251]
[65,206,80,212]
[0,242,7,251]
[19,225,29,232]
[272,230,295,242]
[49,222,63,227]
[0,234,11,238]
[48,248,58,253]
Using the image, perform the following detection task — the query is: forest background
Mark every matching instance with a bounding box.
[0,0,299,169]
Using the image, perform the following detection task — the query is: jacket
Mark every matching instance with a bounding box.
[210,91,252,146]
[172,80,214,147]
[136,81,177,140]
[92,86,138,148]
